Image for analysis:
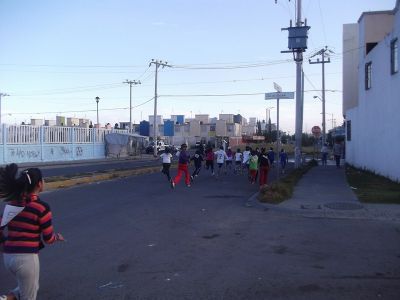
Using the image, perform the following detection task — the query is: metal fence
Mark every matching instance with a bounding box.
[1,125,129,145]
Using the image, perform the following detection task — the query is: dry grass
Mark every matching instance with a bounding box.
[258,159,318,204]
[345,164,400,204]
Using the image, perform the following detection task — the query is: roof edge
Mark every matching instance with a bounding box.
[358,10,394,23]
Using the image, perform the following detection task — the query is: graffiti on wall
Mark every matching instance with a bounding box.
[76,146,83,157]
[48,146,86,158]
[9,148,40,159]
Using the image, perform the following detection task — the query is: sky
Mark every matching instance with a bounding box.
[0,0,397,133]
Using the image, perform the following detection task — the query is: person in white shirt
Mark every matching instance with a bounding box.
[242,146,251,169]
[214,146,228,177]
[320,143,329,166]
[234,148,243,174]
[160,147,173,181]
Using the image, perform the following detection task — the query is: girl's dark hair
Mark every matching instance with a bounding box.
[0,163,43,202]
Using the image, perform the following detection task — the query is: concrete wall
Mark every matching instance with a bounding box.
[0,125,127,164]
[346,5,400,181]
[219,114,234,123]
[343,23,359,116]
[189,120,201,136]
[195,114,209,124]
[215,120,227,136]
[360,12,394,48]
[242,124,256,136]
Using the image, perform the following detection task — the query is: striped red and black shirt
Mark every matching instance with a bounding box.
[0,194,57,253]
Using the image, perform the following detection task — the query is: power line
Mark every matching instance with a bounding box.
[6,97,155,116]
[317,0,328,45]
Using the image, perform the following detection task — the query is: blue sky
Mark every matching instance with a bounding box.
[0,0,396,133]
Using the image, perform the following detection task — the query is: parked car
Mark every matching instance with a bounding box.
[145,141,166,154]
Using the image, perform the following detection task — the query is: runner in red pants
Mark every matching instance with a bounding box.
[171,144,191,188]
[259,148,271,187]
[174,163,190,186]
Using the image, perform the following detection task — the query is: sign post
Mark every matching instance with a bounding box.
[265,89,294,180]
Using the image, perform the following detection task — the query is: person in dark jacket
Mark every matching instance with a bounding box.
[190,149,204,182]
[204,147,215,175]
[171,144,191,188]
[267,147,275,167]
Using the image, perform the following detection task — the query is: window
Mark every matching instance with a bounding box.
[365,62,372,90]
[346,120,351,141]
[391,38,398,74]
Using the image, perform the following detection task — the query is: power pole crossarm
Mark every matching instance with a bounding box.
[149,59,171,157]
[309,46,332,145]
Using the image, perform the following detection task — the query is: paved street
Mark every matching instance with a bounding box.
[1,166,400,299]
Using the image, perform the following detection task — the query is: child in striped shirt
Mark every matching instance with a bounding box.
[0,163,64,300]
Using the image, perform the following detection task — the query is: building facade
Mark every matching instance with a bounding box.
[344,0,400,181]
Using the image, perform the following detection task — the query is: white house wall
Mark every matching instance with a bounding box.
[346,7,400,181]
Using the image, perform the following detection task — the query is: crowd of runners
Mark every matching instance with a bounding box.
[160,143,289,189]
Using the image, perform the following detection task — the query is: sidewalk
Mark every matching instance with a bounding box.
[263,163,400,223]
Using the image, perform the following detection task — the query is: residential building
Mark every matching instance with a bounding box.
[45,120,56,126]
[171,115,185,124]
[343,0,400,181]
[30,119,44,126]
[215,120,227,136]
[67,118,80,127]
[195,114,209,124]
[56,116,66,126]
[219,114,234,123]
[242,124,257,136]
[248,117,257,126]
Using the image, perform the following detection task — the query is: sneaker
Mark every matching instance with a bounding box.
[186,184,191,187]
[170,180,175,189]
[190,175,194,182]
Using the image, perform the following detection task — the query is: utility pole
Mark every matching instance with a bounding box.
[95,96,100,126]
[279,0,310,168]
[309,46,332,145]
[0,92,10,125]
[123,79,141,132]
[149,59,171,156]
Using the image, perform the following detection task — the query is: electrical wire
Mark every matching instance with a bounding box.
[170,59,293,70]
[318,0,328,46]
[7,97,155,116]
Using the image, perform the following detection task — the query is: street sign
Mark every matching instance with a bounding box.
[265,92,294,100]
[273,82,282,92]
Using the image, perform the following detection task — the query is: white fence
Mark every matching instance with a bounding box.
[0,125,131,164]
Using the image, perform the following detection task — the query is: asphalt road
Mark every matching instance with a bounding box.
[1,166,399,299]
[30,158,161,178]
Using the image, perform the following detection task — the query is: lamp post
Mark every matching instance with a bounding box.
[0,93,10,125]
[313,95,326,144]
[95,96,100,126]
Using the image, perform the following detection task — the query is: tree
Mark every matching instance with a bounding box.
[256,121,262,136]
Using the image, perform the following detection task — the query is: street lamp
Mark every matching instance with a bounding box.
[0,93,10,125]
[95,96,100,126]
[314,95,326,144]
